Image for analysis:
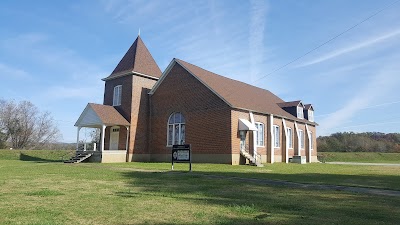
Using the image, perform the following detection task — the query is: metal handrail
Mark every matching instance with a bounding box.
[241,144,262,164]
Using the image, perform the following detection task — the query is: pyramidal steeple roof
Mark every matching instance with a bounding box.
[103,36,162,81]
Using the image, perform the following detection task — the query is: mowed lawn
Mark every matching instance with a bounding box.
[0,152,399,224]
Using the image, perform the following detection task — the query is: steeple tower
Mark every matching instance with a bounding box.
[102,36,162,81]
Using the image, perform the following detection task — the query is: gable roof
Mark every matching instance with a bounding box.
[151,58,315,124]
[304,104,314,110]
[75,103,130,127]
[102,36,162,81]
[277,101,303,108]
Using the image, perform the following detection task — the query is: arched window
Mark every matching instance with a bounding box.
[167,112,185,146]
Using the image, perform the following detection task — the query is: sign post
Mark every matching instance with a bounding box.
[171,144,192,172]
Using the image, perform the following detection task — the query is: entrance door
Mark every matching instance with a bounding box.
[110,126,120,150]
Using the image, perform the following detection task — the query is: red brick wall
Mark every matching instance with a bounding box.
[129,76,157,154]
[150,63,231,157]
[103,75,133,121]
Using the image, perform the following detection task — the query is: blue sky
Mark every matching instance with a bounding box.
[1,0,400,142]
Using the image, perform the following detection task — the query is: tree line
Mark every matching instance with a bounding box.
[0,99,61,149]
[317,132,400,153]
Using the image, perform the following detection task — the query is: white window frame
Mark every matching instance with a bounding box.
[287,127,293,149]
[273,125,280,148]
[308,110,314,122]
[299,129,304,149]
[255,122,264,147]
[310,131,313,150]
[297,106,304,119]
[113,85,122,106]
[167,112,185,147]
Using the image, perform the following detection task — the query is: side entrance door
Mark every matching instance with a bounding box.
[109,126,120,150]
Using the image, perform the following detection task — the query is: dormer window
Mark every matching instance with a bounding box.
[308,110,314,122]
[297,106,304,119]
[113,85,122,106]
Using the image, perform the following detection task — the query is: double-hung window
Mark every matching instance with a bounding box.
[299,129,304,149]
[113,85,122,106]
[308,110,314,122]
[287,127,293,148]
[167,112,185,146]
[255,122,264,146]
[273,125,280,148]
[297,106,304,119]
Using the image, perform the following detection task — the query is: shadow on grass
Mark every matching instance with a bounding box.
[19,153,62,163]
[117,170,400,225]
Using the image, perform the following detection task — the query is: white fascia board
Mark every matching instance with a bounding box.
[102,70,159,82]
[74,103,91,127]
[101,71,134,81]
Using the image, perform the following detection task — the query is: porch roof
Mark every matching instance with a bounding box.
[75,103,130,128]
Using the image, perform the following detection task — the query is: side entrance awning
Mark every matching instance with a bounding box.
[238,118,257,131]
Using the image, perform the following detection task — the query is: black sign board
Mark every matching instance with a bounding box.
[172,144,191,171]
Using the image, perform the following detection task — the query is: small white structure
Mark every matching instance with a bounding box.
[74,103,130,163]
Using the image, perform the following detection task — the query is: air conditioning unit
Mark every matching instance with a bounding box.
[291,155,306,164]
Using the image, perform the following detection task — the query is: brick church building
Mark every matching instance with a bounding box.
[74,36,318,165]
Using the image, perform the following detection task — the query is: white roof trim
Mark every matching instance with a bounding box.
[102,70,159,81]
[238,118,258,131]
[75,104,103,127]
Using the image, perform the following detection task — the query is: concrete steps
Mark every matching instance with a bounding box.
[240,150,264,167]
[64,152,93,163]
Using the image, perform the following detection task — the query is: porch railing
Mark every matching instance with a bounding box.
[77,142,98,151]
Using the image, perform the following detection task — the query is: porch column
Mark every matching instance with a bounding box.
[125,126,130,151]
[76,126,81,151]
[101,125,106,152]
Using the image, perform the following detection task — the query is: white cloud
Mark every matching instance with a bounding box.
[0,63,31,80]
[318,60,400,135]
[249,0,268,82]
[298,29,400,67]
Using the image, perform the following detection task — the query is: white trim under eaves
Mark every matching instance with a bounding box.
[101,71,134,81]
[102,70,160,81]
[232,106,317,126]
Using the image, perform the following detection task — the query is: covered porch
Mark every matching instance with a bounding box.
[74,103,130,163]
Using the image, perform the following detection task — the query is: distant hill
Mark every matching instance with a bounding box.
[317,132,400,153]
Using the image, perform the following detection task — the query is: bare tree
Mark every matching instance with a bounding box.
[0,99,61,149]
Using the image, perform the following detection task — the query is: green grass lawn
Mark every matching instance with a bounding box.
[318,152,400,163]
[0,158,399,224]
